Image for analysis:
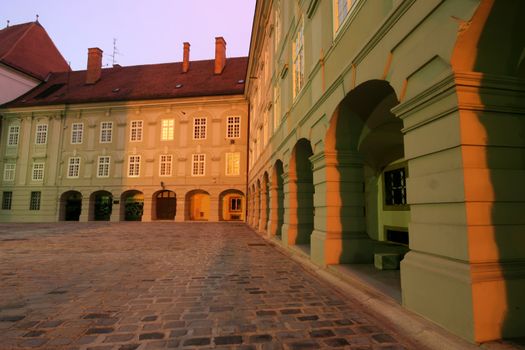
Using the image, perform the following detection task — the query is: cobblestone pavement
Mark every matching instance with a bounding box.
[0,222,418,350]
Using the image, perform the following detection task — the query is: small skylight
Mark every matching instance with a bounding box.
[112,88,120,93]
[35,83,65,99]
[237,79,245,84]
[175,84,183,89]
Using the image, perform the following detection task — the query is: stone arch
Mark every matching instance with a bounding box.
[89,190,113,221]
[120,190,144,221]
[270,159,285,238]
[59,190,82,221]
[285,138,314,248]
[185,189,210,221]
[152,190,176,220]
[219,189,245,221]
[322,79,406,264]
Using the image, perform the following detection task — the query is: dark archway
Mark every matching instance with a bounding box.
[120,190,144,221]
[89,191,113,221]
[219,189,245,221]
[153,190,176,220]
[59,191,82,221]
[270,160,284,238]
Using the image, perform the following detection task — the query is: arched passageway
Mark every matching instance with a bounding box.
[219,189,245,221]
[185,190,210,221]
[260,172,270,232]
[285,138,314,250]
[89,191,113,221]
[153,190,176,220]
[270,160,284,238]
[323,79,408,266]
[120,190,144,221]
[59,191,82,221]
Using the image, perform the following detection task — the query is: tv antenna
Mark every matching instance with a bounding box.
[109,38,122,66]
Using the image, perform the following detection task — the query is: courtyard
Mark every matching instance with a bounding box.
[0,222,417,350]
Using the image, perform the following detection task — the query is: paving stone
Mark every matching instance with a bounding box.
[142,315,158,322]
[139,332,165,340]
[214,335,243,345]
[23,330,46,337]
[118,344,140,350]
[104,333,135,342]
[0,315,25,322]
[249,334,273,343]
[309,329,335,338]
[287,340,320,349]
[323,337,350,347]
[183,337,211,346]
[18,338,49,347]
[169,329,188,337]
[86,327,114,335]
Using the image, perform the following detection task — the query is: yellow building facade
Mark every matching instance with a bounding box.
[0,39,248,223]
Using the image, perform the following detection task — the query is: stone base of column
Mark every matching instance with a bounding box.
[401,251,525,343]
[311,230,374,265]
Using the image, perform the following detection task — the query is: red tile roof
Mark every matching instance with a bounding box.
[0,21,70,80]
[3,57,248,108]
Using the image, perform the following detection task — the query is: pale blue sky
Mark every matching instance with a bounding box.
[1,1,256,70]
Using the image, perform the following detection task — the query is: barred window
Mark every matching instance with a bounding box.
[192,154,205,176]
[67,157,81,178]
[226,116,241,138]
[29,191,41,210]
[97,156,110,178]
[2,192,12,210]
[100,121,113,143]
[128,155,141,177]
[71,123,84,144]
[225,152,240,176]
[159,154,173,176]
[193,117,207,140]
[35,124,48,145]
[161,119,174,141]
[130,120,143,142]
[384,167,407,206]
[3,163,16,182]
[7,125,20,146]
[32,163,45,182]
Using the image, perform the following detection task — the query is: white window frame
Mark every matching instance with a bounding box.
[71,123,84,144]
[293,20,305,99]
[130,120,143,142]
[35,124,48,145]
[67,157,81,178]
[191,154,205,176]
[225,152,240,176]
[32,162,45,182]
[7,125,20,147]
[193,117,207,140]
[128,155,141,177]
[3,163,16,182]
[161,119,174,141]
[226,116,241,139]
[159,154,173,176]
[100,121,113,143]
[333,0,360,34]
[273,86,281,131]
[97,156,111,178]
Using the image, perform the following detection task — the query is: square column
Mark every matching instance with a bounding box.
[310,151,374,266]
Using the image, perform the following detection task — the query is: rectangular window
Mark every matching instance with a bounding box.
[293,21,305,98]
[2,192,12,210]
[227,116,241,138]
[3,163,16,182]
[225,152,240,176]
[193,117,207,140]
[35,124,48,145]
[159,154,173,176]
[130,120,143,142]
[192,154,205,176]
[161,119,174,141]
[128,155,141,177]
[97,156,110,178]
[71,123,84,144]
[67,157,81,178]
[7,125,20,146]
[273,87,281,131]
[384,167,407,206]
[230,197,242,212]
[100,121,113,143]
[334,0,360,32]
[29,191,41,210]
[32,163,44,182]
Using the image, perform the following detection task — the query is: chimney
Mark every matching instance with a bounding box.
[214,37,226,75]
[182,42,190,73]
[86,47,103,84]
